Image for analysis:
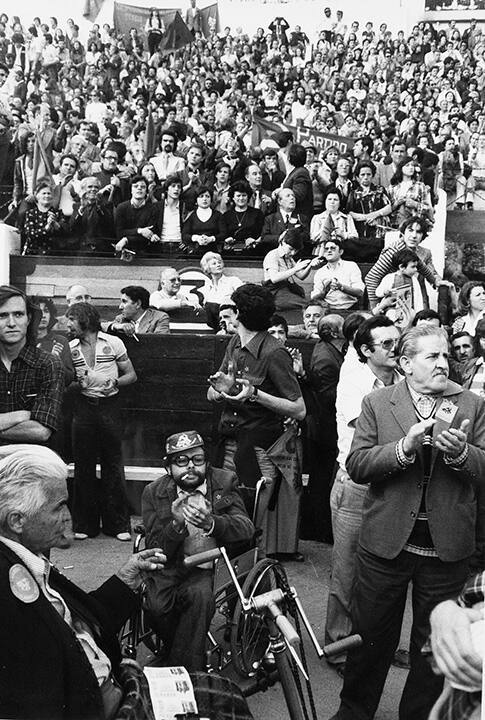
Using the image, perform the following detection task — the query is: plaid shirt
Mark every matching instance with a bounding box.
[433,572,484,720]
[0,344,64,437]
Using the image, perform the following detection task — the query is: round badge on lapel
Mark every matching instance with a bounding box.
[9,564,40,603]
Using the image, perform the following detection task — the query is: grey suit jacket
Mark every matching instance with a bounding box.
[137,307,170,334]
[347,379,485,561]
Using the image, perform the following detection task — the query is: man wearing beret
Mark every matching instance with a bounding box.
[142,430,255,671]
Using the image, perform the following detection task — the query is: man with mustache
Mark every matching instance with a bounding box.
[328,324,485,720]
[141,430,254,671]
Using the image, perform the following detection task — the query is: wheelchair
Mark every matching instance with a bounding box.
[119,478,273,673]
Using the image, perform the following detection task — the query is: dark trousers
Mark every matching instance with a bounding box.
[335,546,469,720]
[145,567,215,671]
[71,394,130,537]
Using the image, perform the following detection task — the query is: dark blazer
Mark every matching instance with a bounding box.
[0,542,137,720]
[347,379,485,562]
[261,210,310,249]
[142,466,255,568]
[283,166,314,218]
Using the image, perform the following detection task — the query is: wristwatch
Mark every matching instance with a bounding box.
[248,386,259,402]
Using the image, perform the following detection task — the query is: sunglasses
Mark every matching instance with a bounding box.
[372,339,398,351]
[171,454,205,467]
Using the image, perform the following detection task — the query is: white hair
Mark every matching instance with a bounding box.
[200,252,223,275]
[0,446,68,528]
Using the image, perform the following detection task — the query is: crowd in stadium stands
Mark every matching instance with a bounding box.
[0,9,484,719]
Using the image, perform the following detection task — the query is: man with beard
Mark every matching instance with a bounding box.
[141,430,254,670]
[150,129,186,182]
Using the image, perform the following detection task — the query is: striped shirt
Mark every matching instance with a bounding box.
[69,332,127,399]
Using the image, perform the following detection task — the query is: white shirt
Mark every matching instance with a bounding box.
[312,259,364,310]
[69,331,127,398]
[200,274,243,305]
[160,203,182,243]
[375,271,426,316]
[336,363,401,472]
[0,537,111,684]
[150,152,185,181]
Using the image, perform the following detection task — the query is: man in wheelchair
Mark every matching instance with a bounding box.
[142,430,255,671]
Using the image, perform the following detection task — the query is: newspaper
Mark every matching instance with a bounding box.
[143,666,200,719]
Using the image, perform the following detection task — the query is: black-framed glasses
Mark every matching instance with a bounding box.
[372,339,398,351]
[171,454,206,467]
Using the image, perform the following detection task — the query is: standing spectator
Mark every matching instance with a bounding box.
[185,0,202,35]
[68,176,115,255]
[261,148,285,192]
[325,316,401,671]
[207,284,306,555]
[145,9,165,56]
[114,175,162,256]
[0,285,64,445]
[94,145,129,208]
[389,157,434,228]
[67,302,137,541]
[283,143,314,219]
[178,143,208,212]
[158,175,185,250]
[374,139,408,189]
[21,180,65,255]
[346,161,392,262]
[329,324,485,720]
[150,130,186,183]
[261,188,310,253]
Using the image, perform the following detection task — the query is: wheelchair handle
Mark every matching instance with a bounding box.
[251,589,300,648]
[183,547,222,567]
[323,634,363,658]
[275,615,300,648]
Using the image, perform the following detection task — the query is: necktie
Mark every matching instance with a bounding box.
[254,191,261,209]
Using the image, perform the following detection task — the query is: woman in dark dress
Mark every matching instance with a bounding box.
[182,186,222,254]
[220,180,264,254]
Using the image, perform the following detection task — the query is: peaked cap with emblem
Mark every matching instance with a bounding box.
[165,430,204,456]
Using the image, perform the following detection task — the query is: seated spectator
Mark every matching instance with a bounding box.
[158,175,185,251]
[375,248,431,327]
[178,142,209,212]
[150,267,202,315]
[346,160,392,262]
[182,186,222,255]
[217,302,238,336]
[199,251,243,330]
[310,187,358,258]
[437,137,466,209]
[210,161,232,214]
[451,331,475,365]
[263,227,322,322]
[33,295,75,384]
[388,157,434,229]
[0,445,166,720]
[114,175,162,257]
[365,216,441,308]
[221,180,264,253]
[21,179,65,255]
[282,143,314,219]
[142,430,254,671]
[311,237,364,314]
[106,286,170,336]
[452,281,485,336]
[288,302,326,339]
[261,187,310,254]
[68,176,115,255]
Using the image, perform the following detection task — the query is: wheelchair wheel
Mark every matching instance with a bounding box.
[230,558,288,678]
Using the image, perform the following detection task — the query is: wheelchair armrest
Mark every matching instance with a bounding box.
[184,547,222,568]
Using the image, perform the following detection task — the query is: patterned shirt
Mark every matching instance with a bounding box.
[69,332,127,399]
[0,344,64,437]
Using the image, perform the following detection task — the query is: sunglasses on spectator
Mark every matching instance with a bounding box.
[371,339,398,351]
[171,454,206,467]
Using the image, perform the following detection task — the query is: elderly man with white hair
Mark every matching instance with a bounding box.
[0,444,165,720]
[67,176,115,255]
[260,187,310,252]
[149,267,202,315]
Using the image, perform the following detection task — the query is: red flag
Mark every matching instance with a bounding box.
[32,130,53,189]
[144,106,156,159]
[159,12,193,54]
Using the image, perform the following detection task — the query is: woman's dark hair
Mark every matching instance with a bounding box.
[324,186,343,205]
[163,174,182,191]
[195,185,212,199]
[0,286,42,345]
[268,314,289,335]
[280,226,304,251]
[288,143,307,168]
[342,311,370,343]
[354,315,395,363]
[34,179,53,195]
[355,159,376,177]
[65,301,101,332]
[231,284,275,331]
[228,180,252,201]
[457,281,485,316]
[20,131,35,155]
[390,156,416,185]
[30,295,57,332]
